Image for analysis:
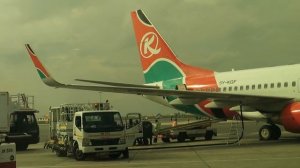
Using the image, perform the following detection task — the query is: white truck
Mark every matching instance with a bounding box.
[0,92,16,168]
[47,103,129,160]
[0,93,40,151]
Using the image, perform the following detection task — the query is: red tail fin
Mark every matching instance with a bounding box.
[131,9,214,83]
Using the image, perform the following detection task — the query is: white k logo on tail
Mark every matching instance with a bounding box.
[140,32,161,58]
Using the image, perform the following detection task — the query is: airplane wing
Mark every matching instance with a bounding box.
[25,44,292,107]
[75,79,159,89]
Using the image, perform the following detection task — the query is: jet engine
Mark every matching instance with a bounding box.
[280,102,300,133]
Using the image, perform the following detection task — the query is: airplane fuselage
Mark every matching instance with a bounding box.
[145,63,300,122]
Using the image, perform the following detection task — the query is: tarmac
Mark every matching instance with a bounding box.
[16,121,300,168]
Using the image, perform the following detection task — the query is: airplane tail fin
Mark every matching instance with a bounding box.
[25,44,63,87]
[131,10,213,84]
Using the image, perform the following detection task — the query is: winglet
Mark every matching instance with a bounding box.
[25,44,63,87]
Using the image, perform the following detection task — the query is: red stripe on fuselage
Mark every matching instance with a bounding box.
[185,73,218,90]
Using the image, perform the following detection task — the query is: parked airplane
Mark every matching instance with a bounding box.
[25,9,300,141]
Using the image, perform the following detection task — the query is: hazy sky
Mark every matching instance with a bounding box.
[1,0,300,117]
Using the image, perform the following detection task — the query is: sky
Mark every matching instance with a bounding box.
[1,0,300,117]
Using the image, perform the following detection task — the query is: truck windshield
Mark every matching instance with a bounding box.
[10,112,38,135]
[83,112,124,133]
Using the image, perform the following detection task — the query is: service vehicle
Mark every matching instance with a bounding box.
[125,113,217,144]
[5,93,39,150]
[124,113,153,145]
[0,92,16,168]
[47,103,129,160]
[155,118,217,143]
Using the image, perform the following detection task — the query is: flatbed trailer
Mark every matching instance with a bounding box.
[156,119,218,143]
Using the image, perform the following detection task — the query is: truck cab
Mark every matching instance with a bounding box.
[73,110,128,160]
[7,110,39,150]
[5,94,39,150]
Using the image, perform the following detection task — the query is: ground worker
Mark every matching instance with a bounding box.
[153,119,161,143]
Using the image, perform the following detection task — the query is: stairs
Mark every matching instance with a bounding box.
[227,114,243,145]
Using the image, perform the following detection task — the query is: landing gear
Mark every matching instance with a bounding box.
[259,124,281,140]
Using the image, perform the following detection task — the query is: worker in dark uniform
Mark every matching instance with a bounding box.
[142,120,153,145]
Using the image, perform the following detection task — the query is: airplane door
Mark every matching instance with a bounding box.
[125,113,142,146]
[74,116,82,138]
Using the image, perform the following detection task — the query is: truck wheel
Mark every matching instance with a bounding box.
[136,138,143,145]
[177,133,186,142]
[16,143,28,151]
[123,148,129,159]
[56,150,67,157]
[162,137,170,143]
[73,143,86,161]
[109,153,121,159]
[205,130,213,140]
[143,138,149,145]
[189,137,196,141]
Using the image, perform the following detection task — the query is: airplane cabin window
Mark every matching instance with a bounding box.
[264,84,268,89]
[284,82,288,87]
[252,85,255,90]
[292,81,296,87]
[277,82,281,88]
[234,86,238,91]
[223,87,227,92]
[229,87,232,91]
[240,86,244,91]
[270,83,274,88]
[246,85,249,90]
[258,84,261,89]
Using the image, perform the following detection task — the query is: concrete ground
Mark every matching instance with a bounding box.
[16,122,300,168]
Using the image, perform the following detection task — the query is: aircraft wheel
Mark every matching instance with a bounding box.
[270,125,281,140]
[259,125,273,140]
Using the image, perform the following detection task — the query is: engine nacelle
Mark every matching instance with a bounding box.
[280,102,300,133]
